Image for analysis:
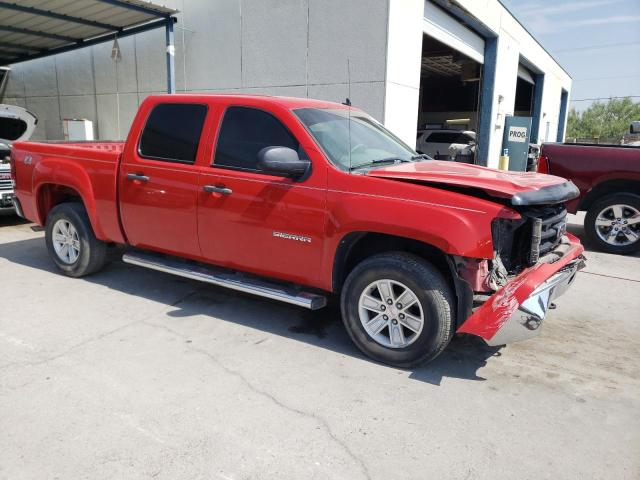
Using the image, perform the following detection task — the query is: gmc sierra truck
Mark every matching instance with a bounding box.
[539,142,640,255]
[11,94,584,367]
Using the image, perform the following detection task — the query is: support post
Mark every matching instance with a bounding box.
[476,36,498,166]
[165,17,175,94]
[530,73,545,143]
[557,89,569,142]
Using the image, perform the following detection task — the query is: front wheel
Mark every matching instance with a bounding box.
[45,202,107,277]
[585,193,640,255]
[340,252,455,368]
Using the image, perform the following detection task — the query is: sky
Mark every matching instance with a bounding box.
[500,0,640,111]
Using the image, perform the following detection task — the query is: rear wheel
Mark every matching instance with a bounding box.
[340,252,454,368]
[585,193,640,254]
[45,202,107,277]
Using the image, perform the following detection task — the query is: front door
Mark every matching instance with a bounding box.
[197,105,327,287]
[119,102,208,258]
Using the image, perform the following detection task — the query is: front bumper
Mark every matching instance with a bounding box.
[457,233,585,346]
[0,190,15,210]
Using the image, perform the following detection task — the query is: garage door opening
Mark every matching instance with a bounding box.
[417,34,482,163]
[515,65,535,117]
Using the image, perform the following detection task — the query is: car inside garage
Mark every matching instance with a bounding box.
[418,4,484,163]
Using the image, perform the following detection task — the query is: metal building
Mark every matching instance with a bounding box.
[1,0,571,168]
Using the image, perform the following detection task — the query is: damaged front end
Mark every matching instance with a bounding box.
[454,202,585,346]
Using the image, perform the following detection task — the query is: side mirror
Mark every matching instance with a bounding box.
[257,146,311,180]
[630,121,640,134]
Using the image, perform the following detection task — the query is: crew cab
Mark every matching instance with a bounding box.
[539,142,640,254]
[11,94,584,367]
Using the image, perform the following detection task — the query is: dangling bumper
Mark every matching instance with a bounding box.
[457,233,585,346]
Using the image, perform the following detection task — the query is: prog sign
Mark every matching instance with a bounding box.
[508,126,528,143]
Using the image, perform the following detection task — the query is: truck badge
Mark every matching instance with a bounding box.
[273,231,311,243]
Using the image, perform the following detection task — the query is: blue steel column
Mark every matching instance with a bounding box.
[165,17,175,94]
[476,36,498,166]
[530,73,545,143]
[557,89,569,141]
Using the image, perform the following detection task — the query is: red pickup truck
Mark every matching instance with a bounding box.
[539,143,640,254]
[11,94,584,367]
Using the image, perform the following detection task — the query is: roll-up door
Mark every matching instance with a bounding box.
[423,1,485,64]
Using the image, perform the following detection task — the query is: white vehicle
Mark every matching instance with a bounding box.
[0,105,37,212]
[416,129,476,159]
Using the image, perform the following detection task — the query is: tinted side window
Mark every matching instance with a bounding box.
[425,132,459,143]
[139,103,207,164]
[215,106,301,171]
[455,133,474,144]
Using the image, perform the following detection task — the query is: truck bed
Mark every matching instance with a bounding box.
[541,142,640,213]
[12,140,124,161]
[11,140,125,243]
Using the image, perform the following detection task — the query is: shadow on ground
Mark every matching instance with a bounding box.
[0,212,30,228]
[0,235,503,385]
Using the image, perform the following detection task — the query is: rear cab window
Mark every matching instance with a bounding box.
[138,103,208,164]
[213,106,306,172]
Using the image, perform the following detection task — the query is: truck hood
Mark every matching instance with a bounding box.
[0,104,37,144]
[367,160,579,206]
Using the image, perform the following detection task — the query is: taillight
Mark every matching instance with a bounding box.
[537,155,550,174]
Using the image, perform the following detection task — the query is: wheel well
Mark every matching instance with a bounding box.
[332,232,473,327]
[579,179,640,211]
[37,184,83,223]
[332,232,452,292]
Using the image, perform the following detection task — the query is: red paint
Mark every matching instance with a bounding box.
[368,159,569,198]
[12,94,584,342]
[539,143,640,213]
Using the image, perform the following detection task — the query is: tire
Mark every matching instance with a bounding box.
[45,202,107,277]
[585,193,640,255]
[340,252,455,368]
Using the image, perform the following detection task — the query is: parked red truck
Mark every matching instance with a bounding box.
[539,143,640,254]
[11,94,585,367]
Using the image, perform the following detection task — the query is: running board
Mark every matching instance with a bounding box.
[122,251,327,310]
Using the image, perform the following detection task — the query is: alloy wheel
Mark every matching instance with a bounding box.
[358,279,424,348]
[52,219,81,264]
[594,204,640,246]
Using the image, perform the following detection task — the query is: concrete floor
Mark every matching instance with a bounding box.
[1,212,638,479]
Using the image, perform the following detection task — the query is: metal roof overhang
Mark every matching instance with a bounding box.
[0,0,178,91]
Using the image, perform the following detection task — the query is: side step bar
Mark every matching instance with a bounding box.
[122,251,327,310]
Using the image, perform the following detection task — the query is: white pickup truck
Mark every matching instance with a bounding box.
[0,105,37,212]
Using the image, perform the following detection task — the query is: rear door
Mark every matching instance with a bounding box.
[197,105,327,287]
[119,102,208,258]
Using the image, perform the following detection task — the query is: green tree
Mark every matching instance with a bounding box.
[566,97,640,141]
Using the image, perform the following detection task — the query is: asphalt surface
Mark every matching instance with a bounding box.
[1,211,638,479]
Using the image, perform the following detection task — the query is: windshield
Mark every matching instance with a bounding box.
[294,108,419,171]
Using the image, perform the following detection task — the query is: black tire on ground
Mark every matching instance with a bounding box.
[45,202,107,277]
[584,193,640,255]
[340,252,455,368]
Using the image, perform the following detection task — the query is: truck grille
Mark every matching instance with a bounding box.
[492,204,569,274]
[532,205,567,257]
[0,178,12,191]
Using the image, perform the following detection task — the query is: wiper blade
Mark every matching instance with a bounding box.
[349,157,411,171]
[411,153,432,160]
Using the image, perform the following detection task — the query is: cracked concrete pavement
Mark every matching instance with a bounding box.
[1,212,639,479]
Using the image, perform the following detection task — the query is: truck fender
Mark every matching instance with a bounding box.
[32,159,105,240]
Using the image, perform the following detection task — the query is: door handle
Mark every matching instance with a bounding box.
[203,184,232,195]
[126,173,150,182]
